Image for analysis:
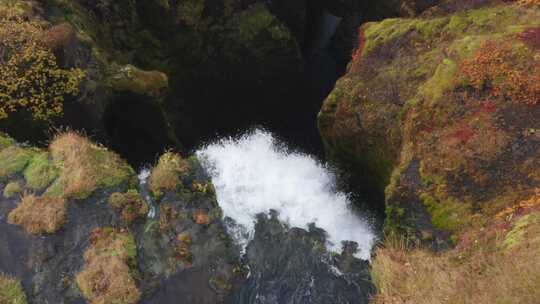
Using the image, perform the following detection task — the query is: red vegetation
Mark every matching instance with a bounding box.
[351,28,366,69]
[447,122,475,144]
[519,27,540,49]
[44,23,74,50]
[194,209,210,225]
[461,41,540,106]
[478,100,497,114]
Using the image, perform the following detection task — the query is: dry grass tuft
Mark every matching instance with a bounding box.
[0,273,27,304]
[48,132,134,199]
[76,228,140,304]
[372,192,540,304]
[108,190,149,225]
[148,152,189,197]
[7,193,66,235]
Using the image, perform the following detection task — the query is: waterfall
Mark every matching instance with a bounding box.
[197,129,375,260]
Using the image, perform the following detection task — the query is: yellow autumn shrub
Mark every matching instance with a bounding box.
[0,17,85,120]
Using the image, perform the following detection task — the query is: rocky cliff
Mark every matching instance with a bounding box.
[319,0,540,302]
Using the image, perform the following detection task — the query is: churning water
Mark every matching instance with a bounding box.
[197,129,375,260]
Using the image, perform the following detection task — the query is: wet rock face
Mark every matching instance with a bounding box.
[319,1,540,246]
[230,212,373,304]
[0,135,243,303]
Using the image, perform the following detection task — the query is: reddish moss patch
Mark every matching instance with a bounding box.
[108,190,149,225]
[460,40,540,106]
[519,27,540,49]
[194,209,210,225]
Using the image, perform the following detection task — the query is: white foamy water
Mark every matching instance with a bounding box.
[196,129,375,260]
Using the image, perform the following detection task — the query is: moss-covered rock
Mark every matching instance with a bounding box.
[108,190,149,225]
[108,64,168,97]
[319,1,540,245]
[3,181,22,199]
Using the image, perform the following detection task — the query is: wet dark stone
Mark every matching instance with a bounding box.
[229,211,374,304]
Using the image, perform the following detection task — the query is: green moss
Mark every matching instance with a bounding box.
[419,191,471,233]
[235,4,279,44]
[3,181,22,199]
[0,147,35,181]
[0,274,27,304]
[123,233,138,260]
[91,148,135,189]
[0,134,15,150]
[419,58,457,105]
[42,179,64,198]
[504,212,540,250]
[23,153,59,191]
[415,17,449,41]
[363,19,416,56]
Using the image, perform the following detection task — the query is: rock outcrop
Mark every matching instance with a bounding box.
[319,0,540,246]
[319,1,540,302]
[0,131,375,304]
[0,132,242,303]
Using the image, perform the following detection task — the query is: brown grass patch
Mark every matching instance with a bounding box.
[48,132,133,199]
[148,152,189,197]
[76,228,140,304]
[371,208,540,304]
[7,193,66,234]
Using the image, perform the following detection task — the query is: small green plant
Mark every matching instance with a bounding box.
[0,274,27,304]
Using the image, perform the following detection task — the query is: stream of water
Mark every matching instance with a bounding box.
[197,129,375,260]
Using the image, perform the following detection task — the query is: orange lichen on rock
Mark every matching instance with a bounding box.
[497,188,540,219]
[460,40,540,106]
[7,193,66,234]
[517,0,540,7]
[194,209,210,225]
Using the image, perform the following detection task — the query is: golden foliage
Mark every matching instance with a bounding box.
[0,17,84,120]
[7,193,66,234]
[76,228,140,304]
